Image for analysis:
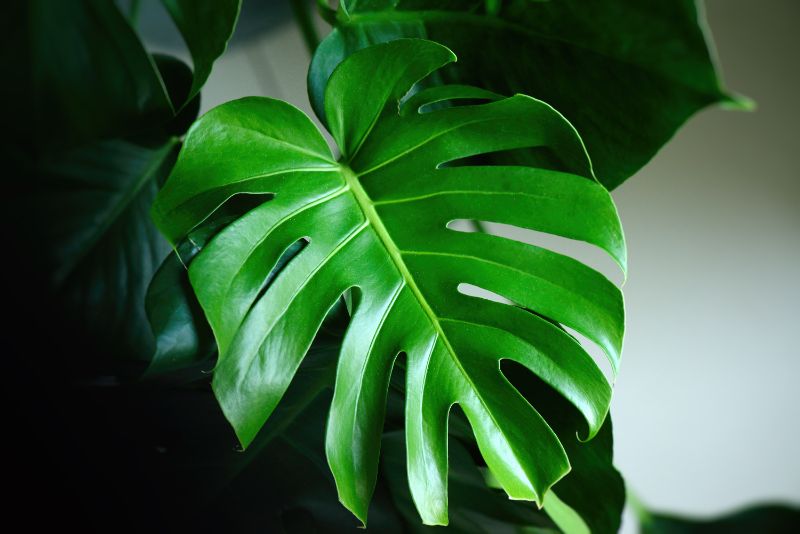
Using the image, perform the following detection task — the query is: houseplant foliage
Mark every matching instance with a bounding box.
[4,0,754,532]
[153,38,626,526]
[8,0,241,364]
[310,0,749,189]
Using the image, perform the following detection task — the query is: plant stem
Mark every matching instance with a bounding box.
[316,0,338,25]
[291,0,321,53]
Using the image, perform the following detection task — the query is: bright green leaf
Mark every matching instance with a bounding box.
[310,0,746,189]
[153,39,626,525]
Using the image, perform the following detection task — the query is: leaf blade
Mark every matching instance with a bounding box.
[154,38,626,526]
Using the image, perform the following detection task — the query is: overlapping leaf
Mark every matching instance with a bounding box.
[8,0,240,365]
[153,39,626,525]
[310,0,748,189]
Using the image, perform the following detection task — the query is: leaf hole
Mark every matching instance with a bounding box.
[561,325,615,385]
[253,238,308,306]
[456,283,513,305]
[447,219,623,286]
[177,192,274,264]
[438,147,568,172]
[399,84,499,116]
[456,283,614,384]
[499,359,592,440]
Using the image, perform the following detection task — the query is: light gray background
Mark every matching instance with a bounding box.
[145,0,800,529]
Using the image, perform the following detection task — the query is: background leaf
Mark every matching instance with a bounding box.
[23,0,172,148]
[7,0,240,369]
[160,0,242,105]
[639,504,800,534]
[309,0,745,189]
[14,138,178,367]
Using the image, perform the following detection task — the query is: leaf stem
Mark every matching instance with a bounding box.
[316,0,338,26]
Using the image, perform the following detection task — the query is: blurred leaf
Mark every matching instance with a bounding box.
[24,0,172,147]
[11,0,239,149]
[640,504,800,534]
[542,491,590,534]
[310,0,747,189]
[17,138,179,365]
[160,0,242,105]
[7,0,239,372]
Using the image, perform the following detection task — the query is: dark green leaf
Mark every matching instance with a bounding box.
[15,0,240,148]
[160,0,242,105]
[145,251,217,375]
[153,39,626,525]
[152,54,202,138]
[22,138,179,363]
[309,0,748,189]
[9,0,239,371]
[640,504,800,534]
[25,0,173,146]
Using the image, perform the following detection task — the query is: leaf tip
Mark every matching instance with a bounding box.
[721,92,756,112]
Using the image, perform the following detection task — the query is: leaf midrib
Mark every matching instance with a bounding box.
[342,164,542,499]
[342,163,458,367]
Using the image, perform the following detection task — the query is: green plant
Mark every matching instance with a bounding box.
[9,1,762,532]
[153,37,625,525]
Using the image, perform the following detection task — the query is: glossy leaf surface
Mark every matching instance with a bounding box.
[153,39,626,525]
[310,0,745,189]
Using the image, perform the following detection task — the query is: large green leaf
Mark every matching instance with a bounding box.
[146,218,623,532]
[153,39,626,525]
[309,0,746,189]
[143,251,596,532]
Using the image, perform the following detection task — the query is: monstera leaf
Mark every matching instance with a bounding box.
[153,39,626,525]
[309,0,748,189]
